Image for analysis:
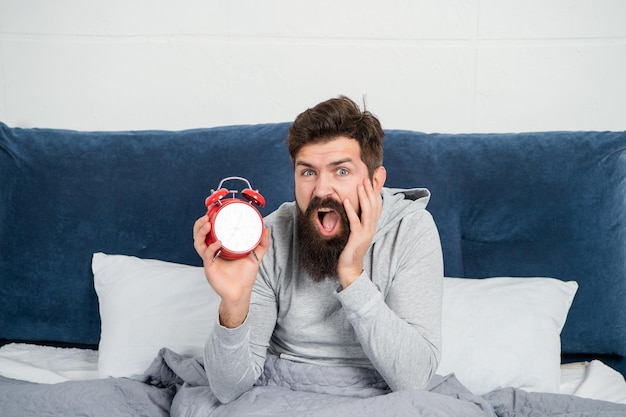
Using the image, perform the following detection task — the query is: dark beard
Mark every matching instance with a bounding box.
[297,197,350,282]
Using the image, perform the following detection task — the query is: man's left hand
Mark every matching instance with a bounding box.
[337,178,382,289]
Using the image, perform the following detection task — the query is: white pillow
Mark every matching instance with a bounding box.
[437,277,578,395]
[93,253,577,393]
[92,252,220,379]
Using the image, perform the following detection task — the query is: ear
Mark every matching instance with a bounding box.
[372,166,386,193]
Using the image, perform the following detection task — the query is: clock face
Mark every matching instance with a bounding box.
[213,202,263,254]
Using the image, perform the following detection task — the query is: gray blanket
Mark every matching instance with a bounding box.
[1,348,625,417]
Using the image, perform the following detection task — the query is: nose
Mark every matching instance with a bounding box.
[313,172,333,199]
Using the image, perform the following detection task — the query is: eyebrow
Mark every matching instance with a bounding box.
[295,158,356,169]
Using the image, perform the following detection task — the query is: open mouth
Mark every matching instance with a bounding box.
[316,207,340,236]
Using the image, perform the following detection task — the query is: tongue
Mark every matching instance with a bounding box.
[322,211,339,231]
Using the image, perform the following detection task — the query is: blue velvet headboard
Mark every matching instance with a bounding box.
[1,122,625,374]
[0,122,294,346]
[382,130,626,373]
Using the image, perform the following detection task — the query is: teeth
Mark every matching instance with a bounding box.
[318,208,331,212]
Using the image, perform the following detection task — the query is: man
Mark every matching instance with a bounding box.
[193,96,443,403]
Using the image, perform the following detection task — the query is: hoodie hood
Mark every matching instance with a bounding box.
[373,187,431,243]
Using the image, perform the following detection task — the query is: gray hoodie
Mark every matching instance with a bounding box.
[205,187,444,403]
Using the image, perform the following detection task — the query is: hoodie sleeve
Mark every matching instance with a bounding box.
[203,246,279,404]
[335,209,444,391]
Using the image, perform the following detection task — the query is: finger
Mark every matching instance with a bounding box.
[357,183,370,214]
[252,227,271,260]
[193,215,211,238]
[343,198,362,231]
[357,183,378,230]
[193,220,210,245]
[194,218,215,257]
[205,240,223,263]
[362,179,381,224]
[193,215,208,236]
[362,179,379,210]
[260,226,271,248]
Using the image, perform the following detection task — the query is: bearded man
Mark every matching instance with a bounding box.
[193,96,444,404]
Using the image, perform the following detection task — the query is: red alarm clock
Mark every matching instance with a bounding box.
[205,176,266,260]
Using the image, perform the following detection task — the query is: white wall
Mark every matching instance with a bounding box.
[0,0,624,133]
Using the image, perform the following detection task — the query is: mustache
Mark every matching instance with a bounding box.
[304,196,346,218]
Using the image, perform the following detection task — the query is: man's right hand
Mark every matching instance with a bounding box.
[193,215,270,328]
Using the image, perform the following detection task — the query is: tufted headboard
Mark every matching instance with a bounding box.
[383,130,626,374]
[1,122,625,374]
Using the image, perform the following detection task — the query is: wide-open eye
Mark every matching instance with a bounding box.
[336,168,349,176]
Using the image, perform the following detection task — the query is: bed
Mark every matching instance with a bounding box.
[1,122,626,416]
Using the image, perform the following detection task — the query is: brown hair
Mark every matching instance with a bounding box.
[286,96,384,178]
